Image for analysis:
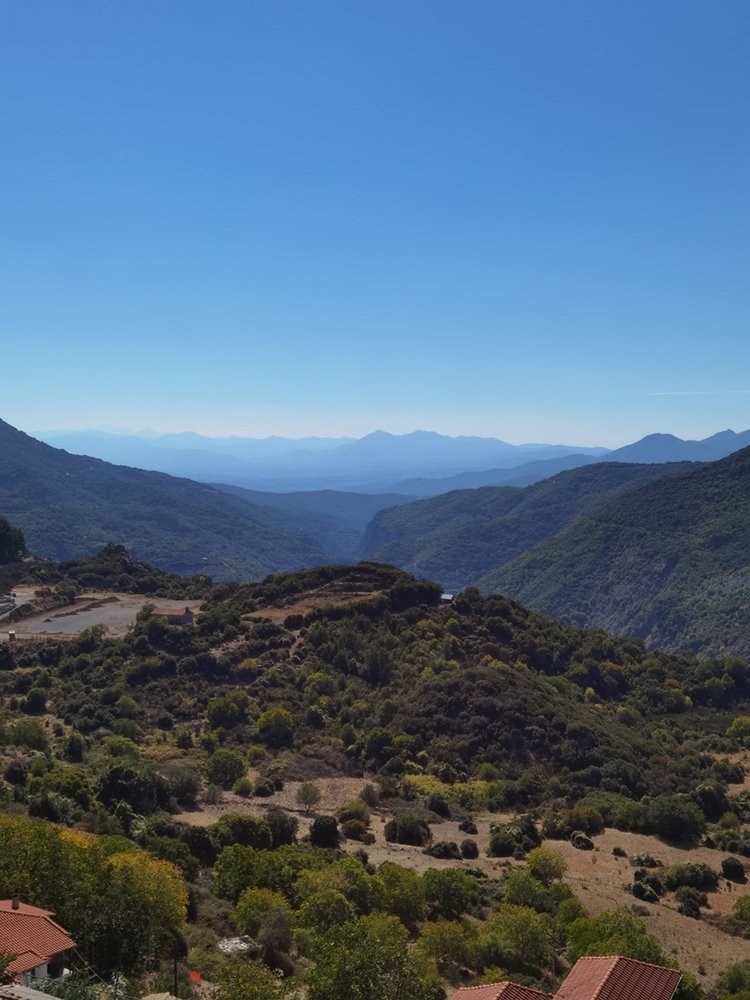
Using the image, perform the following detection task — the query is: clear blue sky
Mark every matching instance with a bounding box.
[2,0,749,446]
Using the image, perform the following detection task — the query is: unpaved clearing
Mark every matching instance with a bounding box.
[1,591,202,639]
[246,585,383,624]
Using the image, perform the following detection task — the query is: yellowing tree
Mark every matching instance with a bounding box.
[110,851,187,953]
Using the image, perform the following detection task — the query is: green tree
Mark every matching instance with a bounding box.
[478,903,553,977]
[257,707,294,748]
[305,914,444,1000]
[205,749,246,789]
[215,961,288,1000]
[0,518,25,564]
[297,889,356,935]
[526,847,567,886]
[566,908,667,965]
[235,888,291,938]
[376,862,426,928]
[719,961,750,1000]
[416,920,477,983]
[423,868,478,921]
[296,782,321,815]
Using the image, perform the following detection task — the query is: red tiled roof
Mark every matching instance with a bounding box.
[6,951,46,975]
[0,903,75,975]
[452,984,550,1000]
[554,956,682,1000]
[0,902,53,918]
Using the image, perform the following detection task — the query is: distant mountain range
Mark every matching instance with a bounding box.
[36,427,609,492]
[35,426,750,494]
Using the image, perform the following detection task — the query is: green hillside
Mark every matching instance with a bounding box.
[362,461,696,591]
[0,418,329,580]
[479,445,750,657]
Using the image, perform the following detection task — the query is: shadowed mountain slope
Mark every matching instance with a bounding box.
[362,461,697,592]
[479,446,750,657]
[0,419,329,580]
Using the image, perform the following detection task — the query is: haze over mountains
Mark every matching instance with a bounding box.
[36,426,750,495]
[37,427,609,492]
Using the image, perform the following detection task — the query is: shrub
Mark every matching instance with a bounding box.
[309,815,339,849]
[675,885,706,919]
[359,783,380,808]
[647,795,705,843]
[612,847,627,858]
[342,819,368,841]
[426,793,451,818]
[722,857,746,882]
[461,839,479,859]
[384,813,431,847]
[663,862,718,892]
[214,814,273,850]
[459,818,478,835]
[253,778,275,798]
[570,831,594,851]
[488,815,540,858]
[264,806,298,848]
[424,841,462,860]
[206,750,246,789]
[338,799,370,825]
[232,777,253,798]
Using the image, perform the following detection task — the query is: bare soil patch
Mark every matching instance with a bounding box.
[246,585,382,624]
[548,827,750,984]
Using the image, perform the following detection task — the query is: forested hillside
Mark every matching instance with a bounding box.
[362,461,696,591]
[480,445,750,657]
[0,419,334,579]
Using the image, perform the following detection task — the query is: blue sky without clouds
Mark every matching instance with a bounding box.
[2,0,749,446]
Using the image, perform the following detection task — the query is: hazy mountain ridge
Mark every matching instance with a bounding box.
[34,427,610,492]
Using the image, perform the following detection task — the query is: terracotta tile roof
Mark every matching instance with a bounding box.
[6,952,46,976]
[0,902,75,975]
[452,984,550,1000]
[554,956,682,1000]
[0,903,53,918]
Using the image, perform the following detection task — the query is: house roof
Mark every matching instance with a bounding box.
[452,984,550,1000]
[452,956,682,1000]
[0,901,76,976]
[0,903,53,918]
[554,956,682,1000]
[152,607,193,618]
[1,985,69,1000]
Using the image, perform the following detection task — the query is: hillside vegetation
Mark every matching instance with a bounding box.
[4,557,750,996]
[362,461,696,591]
[0,419,335,580]
[480,445,750,658]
